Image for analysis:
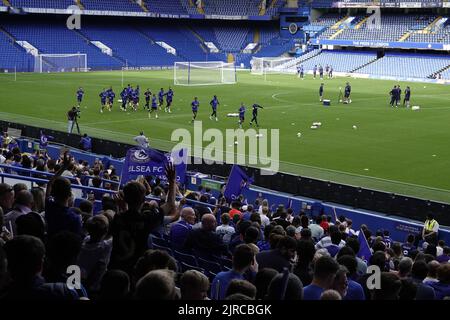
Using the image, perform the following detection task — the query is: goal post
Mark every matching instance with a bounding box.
[251,57,295,76]
[174,61,236,86]
[34,53,88,73]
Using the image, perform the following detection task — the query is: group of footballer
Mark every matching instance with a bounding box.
[297,64,334,80]
[75,86,264,128]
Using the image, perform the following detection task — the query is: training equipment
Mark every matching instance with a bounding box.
[297,132,302,137]
[227,113,239,117]
[311,125,318,129]
[412,106,420,111]
[323,99,331,106]
[34,53,87,73]
[353,125,357,129]
[313,122,322,126]
[174,61,236,86]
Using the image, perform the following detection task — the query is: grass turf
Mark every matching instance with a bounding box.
[1,70,450,203]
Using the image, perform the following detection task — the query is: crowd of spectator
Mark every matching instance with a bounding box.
[0,149,449,301]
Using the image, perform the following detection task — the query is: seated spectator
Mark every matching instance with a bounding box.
[272,209,290,230]
[315,225,346,251]
[184,213,228,259]
[320,289,342,300]
[170,207,196,251]
[211,244,256,300]
[98,269,130,300]
[266,272,303,300]
[303,256,340,300]
[425,264,450,300]
[332,266,349,299]
[410,260,436,300]
[294,240,316,287]
[228,220,251,254]
[371,272,402,300]
[225,279,257,300]
[134,269,178,300]
[337,255,365,300]
[344,237,367,277]
[0,183,14,214]
[397,257,413,278]
[215,213,235,245]
[133,249,178,285]
[256,236,296,272]
[15,212,46,241]
[228,201,242,220]
[4,190,34,235]
[44,231,82,283]
[77,215,112,293]
[2,235,86,300]
[254,268,278,300]
[437,246,450,264]
[244,226,260,253]
[180,270,210,300]
[424,259,440,283]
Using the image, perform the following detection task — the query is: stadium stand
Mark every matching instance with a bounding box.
[357,53,450,79]
[0,134,449,301]
[81,0,144,12]
[8,0,76,9]
[0,18,122,70]
[0,30,33,71]
[146,0,188,15]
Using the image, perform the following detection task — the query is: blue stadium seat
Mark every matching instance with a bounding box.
[174,250,198,266]
[197,257,222,274]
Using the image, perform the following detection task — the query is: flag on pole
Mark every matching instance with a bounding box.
[223,165,253,201]
[357,229,372,264]
[332,207,338,223]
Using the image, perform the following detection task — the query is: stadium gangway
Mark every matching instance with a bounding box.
[0,164,120,188]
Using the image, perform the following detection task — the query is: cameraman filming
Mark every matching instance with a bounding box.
[67,106,81,134]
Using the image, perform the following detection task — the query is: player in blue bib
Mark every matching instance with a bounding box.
[238,103,246,129]
[164,87,174,113]
[107,87,115,111]
[158,88,165,110]
[144,89,152,111]
[209,95,219,121]
[191,97,199,123]
[76,87,84,107]
[99,89,107,113]
[148,94,159,119]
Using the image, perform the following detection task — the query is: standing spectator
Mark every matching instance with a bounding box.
[266,272,304,300]
[371,273,402,300]
[437,247,450,263]
[332,266,349,299]
[134,269,177,300]
[294,239,316,286]
[337,255,365,300]
[254,268,278,300]
[2,235,86,300]
[309,216,324,242]
[77,215,112,293]
[259,206,270,228]
[422,213,439,245]
[410,260,436,300]
[210,244,257,300]
[134,131,149,149]
[44,153,82,237]
[216,213,235,245]
[303,256,340,300]
[98,270,130,300]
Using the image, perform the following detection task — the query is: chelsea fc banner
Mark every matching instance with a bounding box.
[121,147,188,185]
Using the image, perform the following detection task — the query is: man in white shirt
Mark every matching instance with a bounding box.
[134,131,149,149]
[259,206,270,228]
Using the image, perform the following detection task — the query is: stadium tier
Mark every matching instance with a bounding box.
[8,0,76,9]
[81,0,144,12]
[357,53,450,79]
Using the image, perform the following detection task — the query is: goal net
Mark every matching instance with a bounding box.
[251,57,295,75]
[174,61,236,86]
[34,54,88,73]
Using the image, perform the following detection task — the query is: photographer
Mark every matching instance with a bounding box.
[67,106,81,134]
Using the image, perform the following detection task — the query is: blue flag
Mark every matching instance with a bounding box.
[223,165,253,201]
[357,229,372,264]
[120,147,188,185]
[39,131,54,149]
[286,198,293,209]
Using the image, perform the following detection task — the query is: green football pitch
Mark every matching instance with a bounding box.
[1,70,450,203]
